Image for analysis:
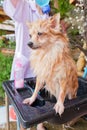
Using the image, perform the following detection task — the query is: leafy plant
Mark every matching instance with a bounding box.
[0,53,13,97]
[0,39,4,48]
[8,39,16,49]
[0,30,6,35]
[0,38,15,49]
[50,0,74,18]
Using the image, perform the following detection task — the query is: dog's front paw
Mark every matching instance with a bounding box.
[54,102,64,116]
[23,96,35,105]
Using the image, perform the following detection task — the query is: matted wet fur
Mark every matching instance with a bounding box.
[23,13,78,116]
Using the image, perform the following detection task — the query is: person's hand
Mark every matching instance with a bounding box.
[36,4,43,15]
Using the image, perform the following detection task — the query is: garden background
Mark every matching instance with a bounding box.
[0,0,86,98]
[0,0,87,130]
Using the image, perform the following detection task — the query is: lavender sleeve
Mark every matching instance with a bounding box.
[3,0,25,22]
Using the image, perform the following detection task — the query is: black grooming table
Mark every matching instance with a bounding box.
[2,77,87,129]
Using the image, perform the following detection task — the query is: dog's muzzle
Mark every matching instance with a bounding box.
[28,42,33,48]
[28,42,40,49]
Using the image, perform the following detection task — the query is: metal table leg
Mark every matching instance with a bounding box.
[5,93,10,130]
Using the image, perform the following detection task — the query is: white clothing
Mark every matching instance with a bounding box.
[3,0,48,80]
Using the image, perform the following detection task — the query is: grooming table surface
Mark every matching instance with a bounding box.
[2,77,87,129]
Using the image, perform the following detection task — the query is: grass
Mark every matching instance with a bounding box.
[0,52,13,97]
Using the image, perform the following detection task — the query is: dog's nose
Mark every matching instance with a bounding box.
[28,42,33,48]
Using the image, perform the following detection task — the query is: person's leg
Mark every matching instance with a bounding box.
[20,123,46,130]
[17,119,31,130]
[20,124,31,130]
[37,123,47,130]
[18,120,46,130]
[20,124,26,130]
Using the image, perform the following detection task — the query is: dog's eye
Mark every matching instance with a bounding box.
[29,34,32,38]
[38,32,43,36]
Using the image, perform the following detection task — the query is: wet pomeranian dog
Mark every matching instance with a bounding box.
[23,13,78,116]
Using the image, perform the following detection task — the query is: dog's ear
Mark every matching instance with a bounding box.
[49,13,60,30]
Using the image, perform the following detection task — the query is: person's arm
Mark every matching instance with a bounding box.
[36,4,43,15]
[3,0,24,21]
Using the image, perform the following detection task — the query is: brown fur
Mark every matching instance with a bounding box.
[23,13,78,116]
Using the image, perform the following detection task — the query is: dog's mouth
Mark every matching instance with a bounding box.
[28,42,40,49]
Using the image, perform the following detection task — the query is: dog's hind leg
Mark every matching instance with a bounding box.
[53,78,68,116]
[54,89,66,116]
[63,90,79,129]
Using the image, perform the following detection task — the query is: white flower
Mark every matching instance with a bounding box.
[78,26,81,29]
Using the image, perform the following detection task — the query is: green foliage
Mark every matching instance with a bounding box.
[0,38,16,49]
[67,27,79,36]
[58,0,74,18]
[0,53,13,97]
[8,40,16,49]
[0,39,4,48]
[50,0,74,18]
[0,30,6,36]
